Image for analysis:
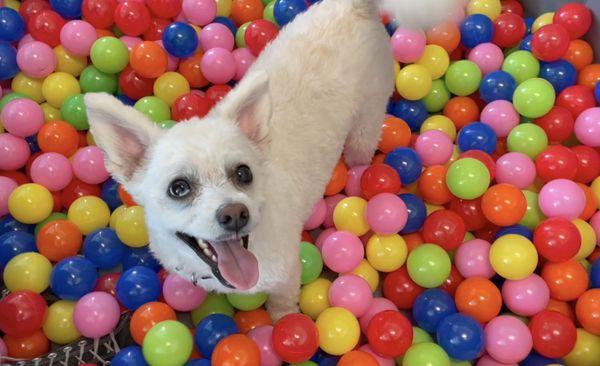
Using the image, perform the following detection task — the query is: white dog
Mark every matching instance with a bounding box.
[85,0,463,319]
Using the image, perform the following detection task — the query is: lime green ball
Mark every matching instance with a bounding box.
[157,120,176,129]
[90,37,129,74]
[450,359,472,366]
[134,96,171,122]
[512,78,555,118]
[502,50,540,84]
[142,320,193,366]
[413,326,433,344]
[190,293,234,326]
[406,244,451,288]
[291,362,318,366]
[226,292,268,311]
[0,92,29,113]
[236,22,251,48]
[445,158,490,199]
[79,65,118,94]
[403,342,451,366]
[444,60,482,96]
[507,123,548,159]
[519,190,546,229]
[263,1,278,25]
[61,94,89,130]
[34,212,68,237]
[423,79,451,112]
[300,241,323,284]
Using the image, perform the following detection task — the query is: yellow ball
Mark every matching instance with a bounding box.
[564,329,600,366]
[4,0,20,10]
[347,259,379,292]
[532,12,554,33]
[43,300,81,345]
[366,234,407,272]
[11,73,44,103]
[333,197,370,236]
[393,61,400,79]
[467,0,502,20]
[153,72,191,106]
[489,234,538,280]
[573,219,597,261]
[216,0,232,16]
[67,195,110,235]
[299,278,331,320]
[3,252,52,293]
[86,131,96,146]
[315,307,360,356]
[115,205,149,247]
[591,176,600,210]
[42,72,81,108]
[8,183,53,224]
[426,203,444,215]
[41,102,62,121]
[421,115,457,141]
[110,205,127,229]
[416,45,450,80]
[396,64,432,101]
[445,145,461,167]
[54,45,88,77]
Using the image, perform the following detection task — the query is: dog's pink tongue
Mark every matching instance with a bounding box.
[214,239,259,290]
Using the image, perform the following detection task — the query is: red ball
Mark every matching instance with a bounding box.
[360,164,401,199]
[245,19,279,56]
[19,0,52,23]
[501,0,524,17]
[531,24,571,62]
[95,272,120,297]
[82,0,117,28]
[572,145,600,184]
[172,93,211,121]
[382,266,424,310]
[534,217,581,263]
[206,84,233,106]
[553,3,593,39]
[534,105,574,143]
[60,178,101,209]
[556,85,596,118]
[114,1,152,36]
[119,66,154,101]
[27,10,66,47]
[492,13,526,48]
[439,265,464,297]
[529,310,577,359]
[272,314,319,363]
[459,149,496,180]
[448,196,488,232]
[146,0,182,19]
[422,209,466,251]
[366,310,413,358]
[143,18,170,41]
[535,145,578,182]
[0,291,48,337]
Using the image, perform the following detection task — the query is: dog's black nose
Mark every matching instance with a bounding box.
[216,203,249,232]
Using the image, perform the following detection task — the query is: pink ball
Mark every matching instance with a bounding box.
[365,192,408,234]
[538,178,586,219]
[60,20,97,56]
[182,0,217,26]
[345,165,368,198]
[232,47,255,81]
[476,355,517,366]
[484,315,533,364]
[156,41,179,71]
[0,133,30,170]
[17,34,35,49]
[495,152,536,189]
[414,130,453,166]
[359,297,396,332]
[1,99,44,138]
[30,152,73,191]
[71,146,110,184]
[162,273,207,311]
[248,326,282,366]
[358,345,395,366]
[315,227,335,250]
[328,274,373,317]
[575,107,600,147]
[590,212,600,245]
[120,36,143,52]
[201,47,236,84]
[16,41,56,78]
[73,292,120,338]
[502,274,550,317]
[321,230,364,273]
[481,100,519,138]
[323,194,346,228]
[0,177,17,216]
[391,28,425,63]
[199,23,234,51]
[468,43,504,75]
[454,239,495,278]
[304,199,326,230]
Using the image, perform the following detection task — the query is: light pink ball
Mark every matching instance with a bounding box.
[590,212,600,245]
[0,133,30,170]
[414,130,453,166]
[201,47,236,84]
[120,36,143,52]
[315,227,335,250]
[468,43,504,75]
[162,273,207,311]
[538,178,586,219]
[345,165,368,197]
[358,345,395,366]
[71,146,110,184]
[73,292,121,338]
[476,355,517,366]
[574,107,600,147]
[17,34,35,48]
[30,152,73,191]
[0,177,17,216]
[182,0,217,26]
[248,326,282,366]
[455,239,495,278]
[358,297,396,332]
[391,27,425,63]
[232,47,256,81]
[502,274,550,317]
[321,230,364,273]
[16,41,56,78]
[60,20,97,56]
[156,41,180,71]
[481,100,519,138]
[495,152,536,189]
[1,99,44,138]
[199,23,234,51]
[365,192,408,234]
[304,199,326,230]
[323,194,346,228]
[328,274,373,317]
[484,315,533,364]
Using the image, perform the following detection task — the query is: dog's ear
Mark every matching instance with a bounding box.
[84,92,163,186]
[213,71,272,144]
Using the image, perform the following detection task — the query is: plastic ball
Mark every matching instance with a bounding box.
[468,42,503,75]
[360,163,401,199]
[365,193,407,234]
[531,24,570,62]
[129,41,168,79]
[0,133,30,171]
[273,0,306,26]
[481,183,527,226]
[299,278,331,320]
[143,320,193,366]
[272,313,318,363]
[534,105,575,144]
[480,100,519,138]
[502,50,539,84]
[41,72,81,108]
[200,47,236,84]
[383,147,422,185]
[366,310,412,358]
[1,98,44,138]
[299,241,323,284]
[407,244,451,288]
[82,227,126,269]
[563,328,600,366]
[135,95,171,122]
[455,238,494,278]
[414,130,453,166]
[538,178,585,219]
[316,307,359,356]
[30,151,72,190]
[539,59,577,93]
[333,197,369,236]
[529,310,577,359]
[493,12,526,47]
[457,122,497,154]
[246,325,282,365]
[395,64,432,101]
[0,8,25,42]
[328,274,372,318]
[366,233,407,272]
[50,256,97,300]
[130,301,177,345]
[445,60,482,96]
[502,273,550,317]
[0,291,47,337]
[16,41,56,79]
[321,230,363,273]
[460,14,494,49]
[484,315,533,364]
[0,231,35,267]
[403,342,450,366]
[73,291,120,338]
[436,313,484,361]
[533,217,581,262]
[162,21,198,58]
[67,195,110,235]
[575,107,600,147]
[553,2,592,39]
[211,333,260,366]
[89,36,129,75]
[513,77,556,118]
[116,266,161,310]
[576,289,600,336]
[8,183,53,224]
[490,234,538,280]
[416,44,449,80]
[226,293,267,312]
[111,346,148,366]
[446,157,491,199]
[507,123,549,159]
[412,288,456,333]
[37,219,82,262]
[43,300,81,344]
[390,27,425,63]
[338,350,378,366]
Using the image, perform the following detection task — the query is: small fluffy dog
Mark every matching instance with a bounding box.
[85,0,462,319]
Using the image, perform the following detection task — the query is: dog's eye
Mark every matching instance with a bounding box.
[234,165,253,185]
[168,179,192,198]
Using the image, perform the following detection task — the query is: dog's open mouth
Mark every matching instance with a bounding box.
[176,232,259,290]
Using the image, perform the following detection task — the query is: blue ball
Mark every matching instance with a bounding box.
[436,313,484,361]
[0,231,36,267]
[479,71,517,103]
[213,16,237,36]
[540,60,577,94]
[116,265,161,310]
[83,228,126,270]
[521,351,560,366]
[591,260,600,288]
[524,17,534,34]
[101,178,123,211]
[0,215,34,236]
[274,0,308,26]
[495,224,533,241]
[412,288,457,333]
[519,34,533,52]
[122,246,161,272]
[116,93,136,105]
[0,42,19,81]
[0,8,25,42]
[460,14,494,49]
[457,122,497,154]
[399,193,426,234]
[195,314,239,358]
[26,135,40,154]
[49,0,82,19]
[596,82,600,104]
[162,22,199,58]
[384,147,423,185]
[185,360,211,366]
[50,256,99,300]
[390,100,428,132]
[111,346,149,366]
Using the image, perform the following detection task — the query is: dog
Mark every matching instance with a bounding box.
[85,0,463,320]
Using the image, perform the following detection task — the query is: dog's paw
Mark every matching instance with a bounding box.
[266,302,299,322]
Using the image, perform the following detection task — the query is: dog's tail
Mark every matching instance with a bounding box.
[366,0,467,29]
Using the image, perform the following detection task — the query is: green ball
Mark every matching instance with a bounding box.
[402,342,451,366]
[61,94,89,130]
[512,78,555,118]
[519,190,546,229]
[135,96,171,122]
[507,123,548,159]
[450,359,472,366]
[142,320,193,366]
[0,92,29,113]
[502,50,540,84]
[236,22,251,48]
[157,120,176,129]
[79,65,118,94]
[90,36,129,74]
[263,2,278,25]
[226,292,268,311]
[406,244,451,288]
[412,326,433,344]
[190,293,234,326]
[291,362,318,366]
[423,79,450,113]
[34,212,68,237]
[444,60,482,96]
[445,158,490,200]
[300,241,323,284]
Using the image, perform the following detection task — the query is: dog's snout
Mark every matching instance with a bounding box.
[216,203,249,232]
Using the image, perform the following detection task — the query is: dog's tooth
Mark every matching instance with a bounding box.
[211,255,217,262]
[203,248,213,257]
[199,241,208,249]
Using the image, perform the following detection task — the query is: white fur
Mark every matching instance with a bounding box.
[85,0,463,319]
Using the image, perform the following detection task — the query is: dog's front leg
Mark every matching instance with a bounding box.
[266,265,301,321]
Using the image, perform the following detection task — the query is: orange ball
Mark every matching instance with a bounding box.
[95,28,114,38]
[36,219,82,262]
[372,153,386,165]
[4,330,50,359]
[577,183,596,221]
[234,309,272,334]
[443,96,479,130]
[481,183,527,226]
[338,350,379,366]
[118,185,138,207]
[325,159,348,196]
[211,334,261,366]
[130,41,168,79]
[546,298,575,321]
[37,121,79,157]
[378,116,411,153]
[230,0,263,26]
[130,302,177,345]
[426,21,461,53]
[455,277,502,323]
[564,39,594,71]
[418,165,452,205]
[178,51,210,88]
[576,289,600,336]
[541,260,589,302]
[404,232,424,252]
[578,63,600,90]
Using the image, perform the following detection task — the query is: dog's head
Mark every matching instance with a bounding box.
[84,71,272,291]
